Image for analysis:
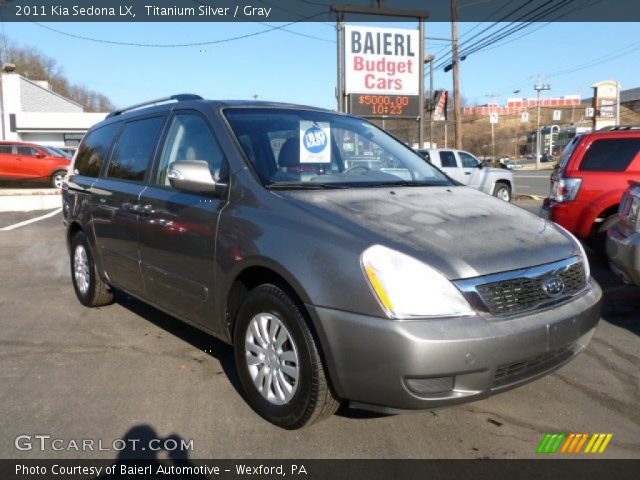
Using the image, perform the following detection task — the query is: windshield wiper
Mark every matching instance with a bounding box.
[267,182,351,190]
[362,181,449,188]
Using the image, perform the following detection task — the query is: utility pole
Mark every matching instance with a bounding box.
[336,13,345,112]
[451,0,462,149]
[514,90,521,162]
[534,75,551,170]
[425,54,435,148]
[418,20,425,148]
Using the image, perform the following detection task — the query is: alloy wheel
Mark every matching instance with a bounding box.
[73,245,90,295]
[244,312,299,405]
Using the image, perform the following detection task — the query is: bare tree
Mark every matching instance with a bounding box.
[4,39,115,112]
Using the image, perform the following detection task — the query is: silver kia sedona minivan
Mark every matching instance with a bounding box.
[63,95,602,429]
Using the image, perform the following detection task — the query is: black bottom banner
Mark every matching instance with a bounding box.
[1,459,638,480]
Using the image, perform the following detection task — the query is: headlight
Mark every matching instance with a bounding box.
[361,245,474,319]
[554,224,591,281]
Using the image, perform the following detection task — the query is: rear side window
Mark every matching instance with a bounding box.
[107,117,164,182]
[0,145,13,154]
[440,151,457,168]
[74,124,119,177]
[579,138,640,172]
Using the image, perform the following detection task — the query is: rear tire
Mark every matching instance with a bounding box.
[233,284,339,429]
[70,231,114,307]
[51,170,66,189]
[493,182,512,202]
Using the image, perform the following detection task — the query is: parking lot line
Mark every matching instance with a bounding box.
[0,207,62,231]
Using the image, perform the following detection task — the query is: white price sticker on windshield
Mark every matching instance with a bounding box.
[300,121,331,164]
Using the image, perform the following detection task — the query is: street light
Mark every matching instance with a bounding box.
[534,76,551,170]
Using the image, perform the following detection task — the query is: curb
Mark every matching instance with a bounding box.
[0,189,62,212]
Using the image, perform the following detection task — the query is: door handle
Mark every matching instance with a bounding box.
[464,172,472,175]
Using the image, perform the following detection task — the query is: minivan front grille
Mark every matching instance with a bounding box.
[476,262,585,315]
[455,257,587,317]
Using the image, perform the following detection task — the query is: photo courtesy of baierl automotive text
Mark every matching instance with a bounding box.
[0,0,638,478]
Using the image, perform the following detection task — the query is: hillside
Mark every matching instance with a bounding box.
[378,103,640,157]
[3,40,114,112]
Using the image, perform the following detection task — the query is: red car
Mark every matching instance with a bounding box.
[542,127,640,254]
[0,141,71,188]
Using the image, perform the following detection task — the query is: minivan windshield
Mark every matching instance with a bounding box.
[224,108,452,188]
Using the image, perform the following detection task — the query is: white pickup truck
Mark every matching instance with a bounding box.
[418,149,515,202]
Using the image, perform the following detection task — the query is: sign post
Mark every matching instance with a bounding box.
[333,5,429,145]
[592,80,620,130]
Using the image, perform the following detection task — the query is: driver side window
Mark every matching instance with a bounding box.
[459,151,480,168]
[156,114,225,186]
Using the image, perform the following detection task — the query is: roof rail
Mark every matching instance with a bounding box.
[106,94,203,118]
[598,125,640,131]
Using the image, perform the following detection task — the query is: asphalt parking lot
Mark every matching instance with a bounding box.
[514,170,553,198]
[0,200,638,460]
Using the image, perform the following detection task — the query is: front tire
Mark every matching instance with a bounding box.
[70,231,114,307]
[493,182,512,202]
[233,284,339,429]
[51,170,66,189]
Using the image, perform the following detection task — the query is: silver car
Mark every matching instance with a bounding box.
[419,149,515,202]
[63,97,601,429]
[607,181,640,285]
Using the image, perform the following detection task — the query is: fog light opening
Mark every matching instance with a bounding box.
[404,376,455,395]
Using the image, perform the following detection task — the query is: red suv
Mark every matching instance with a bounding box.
[542,127,640,254]
[0,141,71,188]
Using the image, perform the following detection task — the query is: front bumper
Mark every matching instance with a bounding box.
[307,278,602,413]
[607,227,640,286]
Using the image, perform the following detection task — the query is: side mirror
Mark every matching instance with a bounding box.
[167,160,226,196]
[35,153,46,159]
[477,162,484,169]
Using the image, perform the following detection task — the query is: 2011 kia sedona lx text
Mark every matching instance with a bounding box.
[62,95,602,429]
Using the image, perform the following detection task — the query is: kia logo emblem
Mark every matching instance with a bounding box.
[543,277,565,297]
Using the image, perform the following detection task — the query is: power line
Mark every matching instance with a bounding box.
[192,0,334,42]
[435,0,545,68]
[460,0,600,64]
[430,0,519,58]
[254,0,334,28]
[547,39,640,78]
[457,0,572,58]
[435,0,585,70]
[32,12,328,48]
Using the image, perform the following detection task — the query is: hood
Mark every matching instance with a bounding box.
[276,186,578,280]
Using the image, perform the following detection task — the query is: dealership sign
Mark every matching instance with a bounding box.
[344,25,419,95]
